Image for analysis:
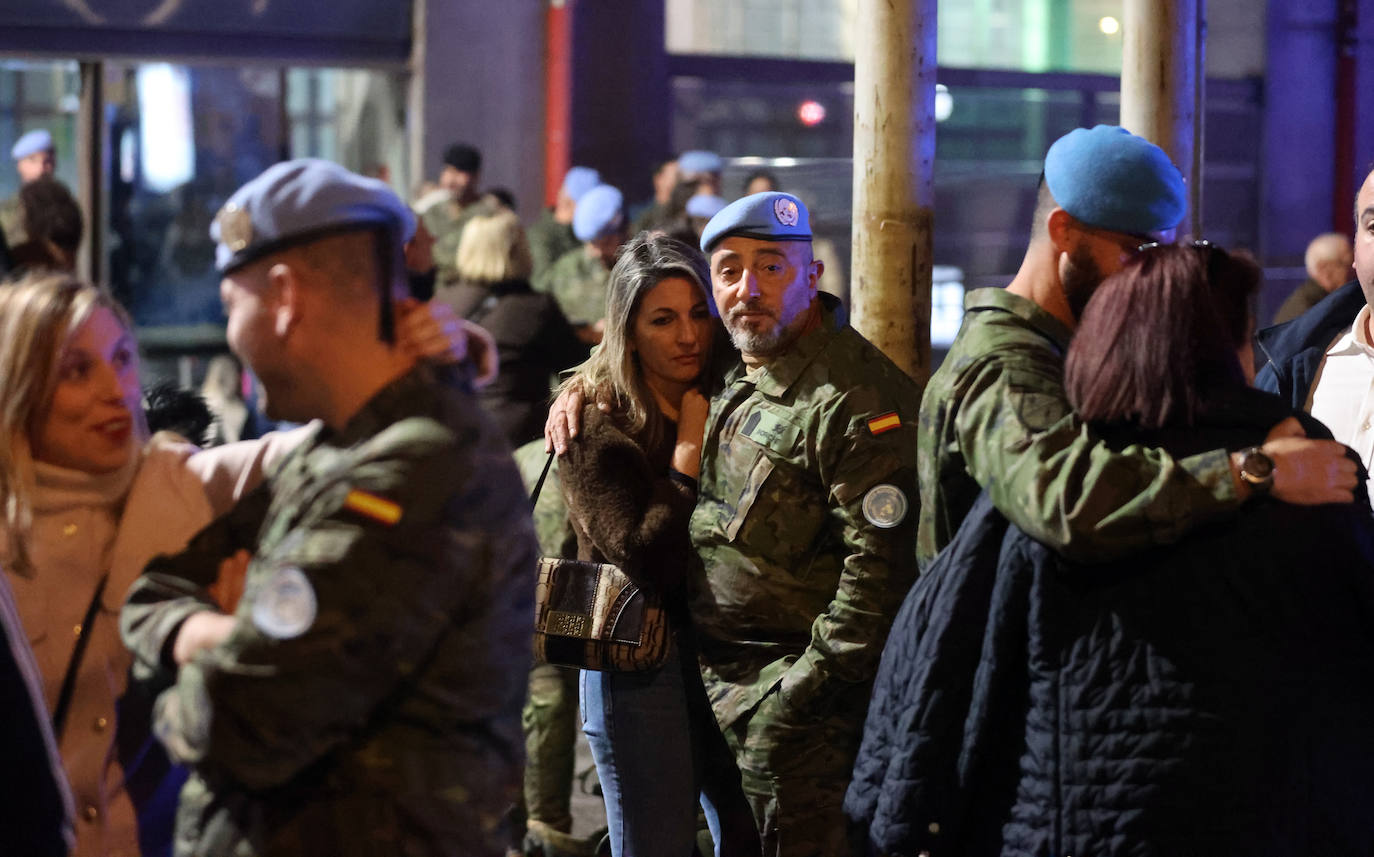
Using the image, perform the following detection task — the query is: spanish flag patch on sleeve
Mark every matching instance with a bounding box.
[866,412,901,435]
[343,489,402,526]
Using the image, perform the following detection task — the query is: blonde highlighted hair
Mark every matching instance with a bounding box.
[455,207,534,283]
[0,272,141,574]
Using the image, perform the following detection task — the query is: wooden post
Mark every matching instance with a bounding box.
[1121,0,1201,235]
[850,0,935,385]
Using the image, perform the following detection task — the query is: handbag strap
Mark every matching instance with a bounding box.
[52,573,108,738]
[530,450,556,504]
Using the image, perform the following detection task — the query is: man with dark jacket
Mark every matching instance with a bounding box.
[1271,232,1352,324]
[1256,167,1374,486]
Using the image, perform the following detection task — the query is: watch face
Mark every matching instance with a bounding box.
[1243,448,1274,481]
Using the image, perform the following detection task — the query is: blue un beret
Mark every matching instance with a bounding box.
[561,166,601,202]
[1044,125,1186,236]
[678,150,723,176]
[212,158,416,274]
[699,191,811,253]
[685,194,728,219]
[573,184,624,242]
[12,129,53,160]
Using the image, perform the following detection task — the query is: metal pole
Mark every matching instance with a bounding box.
[76,61,103,284]
[1121,0,1199,234]
[850,0,935,385]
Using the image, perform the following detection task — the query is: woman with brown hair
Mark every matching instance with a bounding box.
[555,232,757,857]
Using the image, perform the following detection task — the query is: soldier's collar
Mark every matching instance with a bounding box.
[331,364,439,447]
[963,287,1073,353]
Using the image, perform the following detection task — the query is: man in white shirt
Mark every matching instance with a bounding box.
[1256,167,1374,483]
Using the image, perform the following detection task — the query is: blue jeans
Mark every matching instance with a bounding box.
[581,633,759,857]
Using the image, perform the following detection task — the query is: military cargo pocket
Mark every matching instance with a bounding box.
[725,445,827,573]
[725,452,775,541]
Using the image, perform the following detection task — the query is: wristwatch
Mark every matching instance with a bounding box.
[1237,446,1275,494]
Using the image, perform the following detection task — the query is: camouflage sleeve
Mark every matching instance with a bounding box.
[119,480,273,682]
[777,409,920,720]
[528,229,555,280]
[956,352,1240,563]
[151,443,518,791]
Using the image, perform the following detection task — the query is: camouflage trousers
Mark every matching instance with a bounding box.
[722,690,864,857]
[521,663,580,832]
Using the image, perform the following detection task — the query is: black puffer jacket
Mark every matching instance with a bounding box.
[849,386,1374,857]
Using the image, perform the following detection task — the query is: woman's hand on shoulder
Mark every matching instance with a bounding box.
[545,379,616,454]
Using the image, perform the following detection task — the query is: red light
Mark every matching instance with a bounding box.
[797,100,826,127]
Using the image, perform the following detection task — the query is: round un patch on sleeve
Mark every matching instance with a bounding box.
[252,565,318,639]
[862,483,908,529]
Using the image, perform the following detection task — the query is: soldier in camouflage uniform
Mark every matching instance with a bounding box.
[689,192,921,856]
[533,184,626,344]
[418,142,485,286]
[511,439,587,856]
[120,159,536,857]
[527,167,600,282]
[918,125,1358,570]
[1,129,57,246]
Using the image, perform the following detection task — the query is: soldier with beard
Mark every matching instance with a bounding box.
[917,124,1356,569]
[687,192,921,856]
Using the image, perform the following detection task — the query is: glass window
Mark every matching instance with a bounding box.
[102,63,408,334]
[0,60,80,203]
[666,0,1265,76]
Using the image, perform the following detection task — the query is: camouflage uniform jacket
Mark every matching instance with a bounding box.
[532,247,609,327]
[421,198,480,286]
[0,194,24,246]
[525,209,578,284]
[513,438,577,559]
[120,365,537,857]
[688,296,921,730]
[916,287,1240,568]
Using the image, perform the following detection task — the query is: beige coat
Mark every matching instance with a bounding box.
[4,428,305,857]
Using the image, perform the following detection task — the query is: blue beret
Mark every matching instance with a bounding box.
[212,158,416,274]
[561,166,601,202]
[1044,125,1186,235]
[678,150,723,175]
[685,194,728,219]
[700,191,811,252]
[573,184,624,242]
[12,129,53,160]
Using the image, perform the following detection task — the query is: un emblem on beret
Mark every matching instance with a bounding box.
[773,197,799,227]
[216,202,253,252]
